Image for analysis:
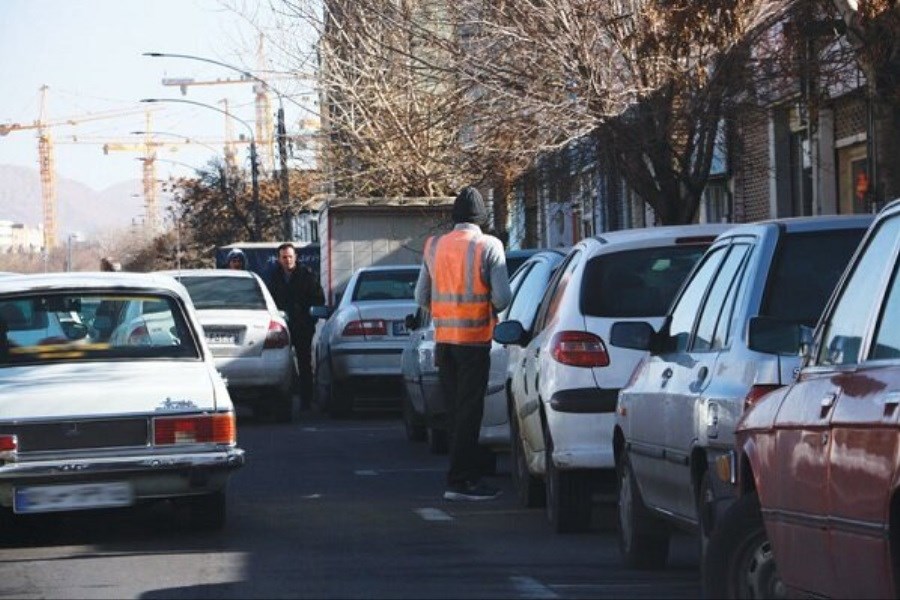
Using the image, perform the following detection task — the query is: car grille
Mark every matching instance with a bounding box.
[0,418,150,452]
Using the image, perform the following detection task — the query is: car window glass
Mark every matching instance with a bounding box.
[693,243,751,352]
[668,245,728,353]
[353,270,419,301]
[580,245,708,318]
[762,229,866,327]
[819,216,900,366]
[507,259,559,330]
[870,257,900,360]
[534,251,581,334]
[179,276,267,310]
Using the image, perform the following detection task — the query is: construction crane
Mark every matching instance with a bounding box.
[0,86,158,248]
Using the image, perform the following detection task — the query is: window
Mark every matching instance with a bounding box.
[693,244,751,352]
[179,276,267,310]
[667,246,729,353]
[353,270,419,301]
[870,261,900,360]
[533,251,581,334]
[580,245,708,318]
[819,217,900,366]
[506,259,560,331]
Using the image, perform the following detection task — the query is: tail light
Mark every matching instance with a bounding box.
[550,331,610,367]
[264,320,290,349]
[343,319,387,337]
[0,434,17,452]
[743,384,781,412]
[127,324,150,346]
[153,413,236,445]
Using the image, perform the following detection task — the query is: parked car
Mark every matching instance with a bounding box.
[0,273,245,532]
[701,201,900,599]
[494,224,729,533]
[609,214,872,569]
[158,269,299,423]
[312,265,421,417]
[400,249,565,457]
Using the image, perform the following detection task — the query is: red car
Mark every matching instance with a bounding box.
[705,198,900,599]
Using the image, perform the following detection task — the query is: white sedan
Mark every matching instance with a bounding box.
[0,272,245,532]
[159,269,298,422]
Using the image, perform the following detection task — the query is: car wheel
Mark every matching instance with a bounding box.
[544,427,592,533]
[327,380,353,418]
[697,469,714,566]
[703,491,786,599]
[510,411,545,508]
[617,453,670,569]
[427,427,449,454]
[402,390,426,442]
[186,491,227,531]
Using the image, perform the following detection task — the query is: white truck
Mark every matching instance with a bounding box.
[313,196,455,304]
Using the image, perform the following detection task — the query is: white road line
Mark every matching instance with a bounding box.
[509,576,559,599]
[415,508,453,521]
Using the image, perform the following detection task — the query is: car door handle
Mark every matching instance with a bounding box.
[662,368,673,380]
[696,366,708,381]
[820,392,837,418]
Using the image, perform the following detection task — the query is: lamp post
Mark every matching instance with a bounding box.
[143,51,291,239]
[140,97,261,241]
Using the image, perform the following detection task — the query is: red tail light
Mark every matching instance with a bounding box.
[343,319,387,336]
[0,434,17,452]
[153,413,236,445]
[743,384,782,412]
[264,321,290,349]
[128,324,150,346]
[550,331,610,367]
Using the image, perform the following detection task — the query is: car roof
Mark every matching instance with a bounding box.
[356,264,420,273]
[156,269,257,279]
[716,214,874,237]
[582,223,731,251]
[0,272,189,295]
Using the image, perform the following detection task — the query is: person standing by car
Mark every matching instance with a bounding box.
[224,248,248,270]
[415,186,512,501]
[267,242,325,411]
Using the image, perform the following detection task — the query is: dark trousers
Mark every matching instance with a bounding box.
[436,343,490,486]
[293,329,315,409]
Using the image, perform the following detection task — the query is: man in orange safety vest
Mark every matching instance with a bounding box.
[415,186,512,501]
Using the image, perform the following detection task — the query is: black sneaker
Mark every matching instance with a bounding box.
[443,481,502,501]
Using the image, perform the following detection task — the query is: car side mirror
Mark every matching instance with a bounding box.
[405,313,420,330]
[309,305,331,320]
[798,324,815,361]
[609,321,655,351]
[747,316,803,355]
[493,320,529,346]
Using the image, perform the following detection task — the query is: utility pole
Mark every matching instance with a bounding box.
[277,106,291,239]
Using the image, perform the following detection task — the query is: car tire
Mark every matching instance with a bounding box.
[544,426,592,533]
[186,491,227,531]
[427,427,449,454]
[697,469,714,567]
[617,453,670,569]
[510,411,545,508]
[703,491,785,599]
[402,390,426,442]
[327,380,353,419]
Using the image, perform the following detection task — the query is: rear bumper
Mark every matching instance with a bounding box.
[544,409,616,470]
[549,387,619,413]
[331,344,405,380]
[215,351,293,389]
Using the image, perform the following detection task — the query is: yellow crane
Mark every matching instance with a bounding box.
[0,86,157,248]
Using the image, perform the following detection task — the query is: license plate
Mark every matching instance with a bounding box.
[206,332,238,345]
[14,481,134,514]
[392,321,409,336]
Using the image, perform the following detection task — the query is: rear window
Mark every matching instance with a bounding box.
[581,245,709,318]
[353,270,419,301]
[178,276,267,310]
[0,292,199,366]
[761,229,865,326]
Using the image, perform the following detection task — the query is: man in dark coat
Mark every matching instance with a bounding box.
[266,242,325,411]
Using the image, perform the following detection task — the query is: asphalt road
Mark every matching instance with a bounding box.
[0,407,701,599]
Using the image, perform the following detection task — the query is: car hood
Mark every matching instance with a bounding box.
[0,362,220,420]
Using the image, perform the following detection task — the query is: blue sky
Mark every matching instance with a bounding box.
[0,0,314,191]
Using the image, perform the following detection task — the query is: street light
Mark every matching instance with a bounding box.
[140,97,261,241]
[143,51,292,239]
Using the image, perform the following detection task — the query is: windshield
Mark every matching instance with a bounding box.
[177,276,268,310]
[0,291,200,366]
[352,270,419,301]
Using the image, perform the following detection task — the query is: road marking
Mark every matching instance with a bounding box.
[509,576,559,599]
[415,508,453,521]
[354,469,377,476]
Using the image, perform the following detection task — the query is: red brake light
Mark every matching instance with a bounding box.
[550,331,610,367]
[0,434,17,452]
[127,324,150,346]
[743,384,782,412]
[264,321,290,349]
[343,319,387,336]
[153,413,236,445]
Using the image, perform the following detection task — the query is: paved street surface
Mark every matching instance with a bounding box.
[0,407,701,599]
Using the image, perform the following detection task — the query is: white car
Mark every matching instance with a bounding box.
[0,272,244,532]
[159,269,298,423]
[494,224,729,533]
[312,265,420,418]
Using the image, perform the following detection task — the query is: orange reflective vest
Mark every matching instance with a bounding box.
[424,229,496,344]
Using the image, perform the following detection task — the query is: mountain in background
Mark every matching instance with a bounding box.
[0,164,155,238]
